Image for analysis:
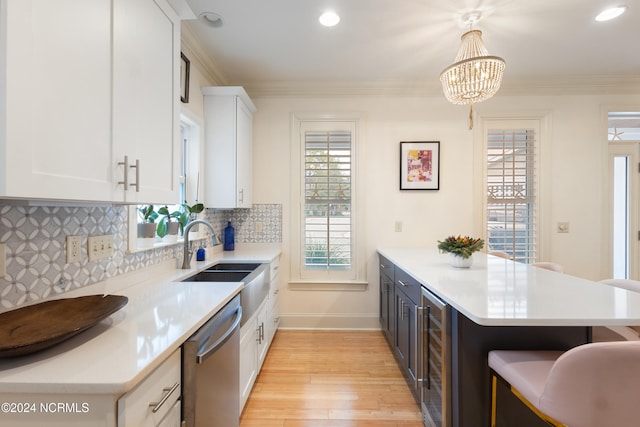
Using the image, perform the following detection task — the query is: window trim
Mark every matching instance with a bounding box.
[475,115,550,262]
[289,112,366,284]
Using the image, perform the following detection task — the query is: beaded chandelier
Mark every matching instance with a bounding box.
[440,20,505,129]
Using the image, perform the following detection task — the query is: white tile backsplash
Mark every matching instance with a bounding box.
[0,203,281,310]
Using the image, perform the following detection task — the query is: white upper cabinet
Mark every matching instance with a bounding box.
[202,86,257,209]
[0,0,180,204]
[113,0,180,204]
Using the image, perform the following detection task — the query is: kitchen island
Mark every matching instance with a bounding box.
[378,247,640,427]
[0,244,280,426]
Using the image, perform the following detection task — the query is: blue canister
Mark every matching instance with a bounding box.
[223,221,235,251]
[196,247,206,261]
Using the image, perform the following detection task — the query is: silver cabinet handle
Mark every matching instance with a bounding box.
[149,382,179,413]
[415,305,427,389]
[239,189,244,204]
[118,156,129,190]
[129,159,140,192]
[398,280,408,287]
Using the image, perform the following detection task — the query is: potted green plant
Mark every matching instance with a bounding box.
[437,235,484,268]
[181,202,204,222]
[157,205,187,242]
[137,205,158,248]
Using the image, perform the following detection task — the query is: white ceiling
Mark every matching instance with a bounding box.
[182,0,639,95]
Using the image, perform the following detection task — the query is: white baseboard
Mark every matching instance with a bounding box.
[278,313,380,330]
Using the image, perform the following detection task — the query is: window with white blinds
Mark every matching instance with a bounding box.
[486,129,537,263]
[304,130,352,270]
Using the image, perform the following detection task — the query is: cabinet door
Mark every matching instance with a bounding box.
[1,0,115,201]
[239,322,258,411]
[256,302,269,368]
[395,286,419,387]
[380,271,394,344]
[235,100,253,207]
[395,289,410,369]
[202,87,256,209]
[113,0,180,204]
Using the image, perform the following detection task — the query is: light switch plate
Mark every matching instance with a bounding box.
[87,235,114,261]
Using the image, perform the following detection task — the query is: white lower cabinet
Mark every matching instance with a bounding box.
[266,258,280,344]
[117,349,181,427]
[239,256,281,412]
[0,349,181,427]
[239,298,266,411]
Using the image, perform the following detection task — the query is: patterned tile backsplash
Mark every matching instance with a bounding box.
[0,203,281,310]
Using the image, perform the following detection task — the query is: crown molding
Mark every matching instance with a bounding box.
[236,75,640,99]
[180,23,228,86]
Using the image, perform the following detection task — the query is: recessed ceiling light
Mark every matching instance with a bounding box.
[319,11,340,27]
[595,6,627,21]
[200,12,224,28]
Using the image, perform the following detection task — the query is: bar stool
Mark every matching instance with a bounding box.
[531,261,564,273]
[488,251,511,260]
[489,341,640,427]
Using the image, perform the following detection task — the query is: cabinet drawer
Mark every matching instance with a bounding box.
[395,268,421,304]
[117,349,181,426]
[379,255,395,282]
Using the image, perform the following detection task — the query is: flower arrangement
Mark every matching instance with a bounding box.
[437,235,485,259]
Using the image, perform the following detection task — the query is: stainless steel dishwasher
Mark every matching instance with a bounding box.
[182,294,242,427]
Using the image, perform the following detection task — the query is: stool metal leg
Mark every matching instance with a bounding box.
[491,374,498,427]
[491,371,565,427]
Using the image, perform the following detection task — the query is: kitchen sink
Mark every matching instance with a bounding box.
[182,270,251,282]
[180,262,269,327]
[206,263,260,271]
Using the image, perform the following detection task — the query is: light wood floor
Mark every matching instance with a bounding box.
[239,330,424,427]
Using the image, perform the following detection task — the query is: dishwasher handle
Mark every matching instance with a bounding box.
[196,306,242,364]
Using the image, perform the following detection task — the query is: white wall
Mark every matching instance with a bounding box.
[251,92,639,329]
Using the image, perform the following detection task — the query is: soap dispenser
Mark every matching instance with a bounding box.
[223,221,235,251]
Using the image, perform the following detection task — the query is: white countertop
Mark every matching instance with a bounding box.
[378,247,640,327]
[0,243,281,395]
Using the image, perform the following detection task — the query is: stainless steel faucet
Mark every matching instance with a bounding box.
[181,219,221,269]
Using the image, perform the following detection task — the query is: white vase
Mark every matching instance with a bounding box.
[449,253,473,268]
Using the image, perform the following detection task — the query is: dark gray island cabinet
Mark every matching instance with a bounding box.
[378,248,640,427]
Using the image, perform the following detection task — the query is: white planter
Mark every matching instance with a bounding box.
[157,222,180,243]
[449,253,473,268]
[137,223,156,248]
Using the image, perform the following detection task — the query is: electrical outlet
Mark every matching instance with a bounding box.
[87,234,114,261]
[66,236,82,263]
[0,243,5,277]
[395,221,403,232]
[254,222,263,233]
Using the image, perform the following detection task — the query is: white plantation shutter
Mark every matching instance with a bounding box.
[304,130,352,269]
[486,128,537,263]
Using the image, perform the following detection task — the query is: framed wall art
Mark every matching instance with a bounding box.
[399,141,440,190]
[180,52,190,103]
